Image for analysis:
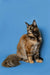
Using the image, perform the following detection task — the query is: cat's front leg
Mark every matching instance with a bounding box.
[24,56,34,63]
[36,57,43,63]
[34,52,43,63]
[28,56,34,63]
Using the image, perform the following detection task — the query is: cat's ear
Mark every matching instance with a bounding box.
[32,20,37,26]
[25,22,29,27]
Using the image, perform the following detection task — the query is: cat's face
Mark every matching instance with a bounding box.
[25,20,40,37]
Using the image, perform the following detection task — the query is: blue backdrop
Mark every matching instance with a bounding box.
[0,0,49,75]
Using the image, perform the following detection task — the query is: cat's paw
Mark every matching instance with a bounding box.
[36,59,43,63]
[29,60,34,63]
[25,60,29,63]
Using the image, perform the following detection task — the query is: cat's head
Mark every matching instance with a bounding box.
[25,20,40,37]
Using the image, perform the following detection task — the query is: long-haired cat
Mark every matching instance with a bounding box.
[2,20,43,67]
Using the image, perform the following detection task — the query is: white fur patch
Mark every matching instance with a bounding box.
[39,37,42,41]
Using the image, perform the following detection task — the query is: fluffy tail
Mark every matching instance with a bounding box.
[2,54,22,67]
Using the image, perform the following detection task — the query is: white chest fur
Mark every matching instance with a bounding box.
[29,39,39,45]
[34,45,37,51]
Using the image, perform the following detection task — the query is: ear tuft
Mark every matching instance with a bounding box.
[25,22,29,27]
[32,20,37,26]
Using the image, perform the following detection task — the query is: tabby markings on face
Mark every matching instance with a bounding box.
[25,20,41,42]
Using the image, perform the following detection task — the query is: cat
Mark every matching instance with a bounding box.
[2,20,43,67]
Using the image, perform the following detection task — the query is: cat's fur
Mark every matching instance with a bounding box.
[2,20,43,67]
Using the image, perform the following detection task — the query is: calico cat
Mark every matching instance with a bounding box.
[2,20,43,67]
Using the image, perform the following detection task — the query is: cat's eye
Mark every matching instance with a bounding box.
[30,27,33,30]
